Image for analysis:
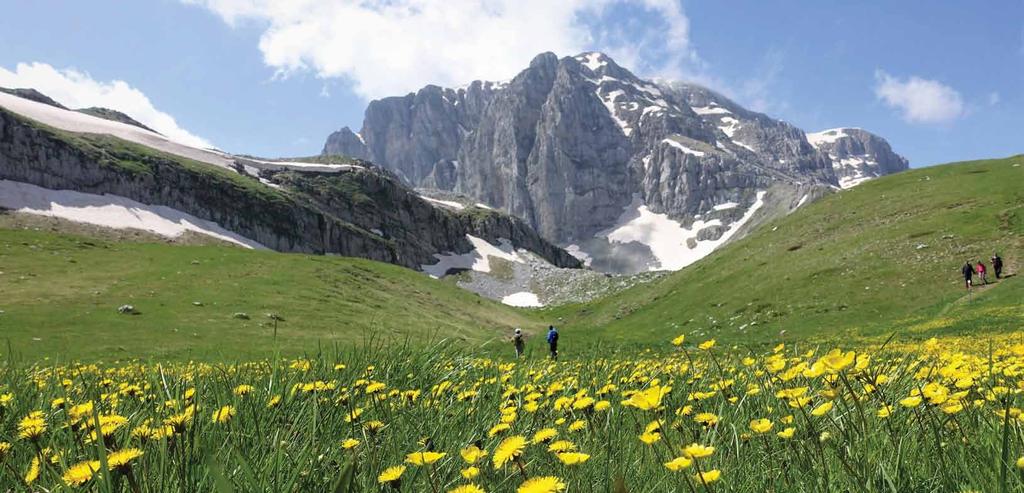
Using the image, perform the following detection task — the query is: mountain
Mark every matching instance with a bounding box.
[805,127,910,188]
[547,155,1022,346]
[0,89,580,275]
[325,52,909,273]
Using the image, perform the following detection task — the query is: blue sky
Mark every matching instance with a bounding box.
[0,0,1020,166]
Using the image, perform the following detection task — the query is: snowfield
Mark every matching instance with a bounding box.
[421,235,525,278]
[662,138,705,157]
[501,292,543,308]
[805,128,855,148]
[594,191,767,271]
[0,180,264,248]
[0,91,358,176]
[419,195,465,210]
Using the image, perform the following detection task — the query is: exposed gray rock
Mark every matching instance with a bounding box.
[76,107,159,134]
[805,127,910,188]
[0,87,67,109]
[325,51,908,274]
[0,106,580,272]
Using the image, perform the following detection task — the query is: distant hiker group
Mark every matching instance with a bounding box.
[962,253,1005,291]
[511,325,560,360]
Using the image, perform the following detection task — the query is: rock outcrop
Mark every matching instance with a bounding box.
[323,52,909,272]
[0,105,580,272]
[805,127,910,188]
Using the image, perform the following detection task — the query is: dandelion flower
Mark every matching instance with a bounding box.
[899,396,922,408]
[818,349,855,372]
[17,412,46,440]
[341,438,360,450]
[811,401,834,416]
[461,466,480,479]
[460,445,487,464]
[698,339,716,350]
[377,465,405,484]
[694,469,722,484]
[25,457,40,484]
[62,460,101,486]
[777,427,796,439]
[568,420,586,432]
[493,435,527,469]
[107,448,143,470]
[749,418,773,434]
[448,485,485,493]
[1016,456,1024,470]
[682,443,714,459]
[233,384,254,396]
[517,476,566,493]
[406,451,446,466]
[671,334,686,346]
[555,452,590,465]
[532,428,558,444]
[212,405,236,424]
[664,456,693,471]
[547,440,575,453]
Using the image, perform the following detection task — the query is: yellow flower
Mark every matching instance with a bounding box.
[107,448,143,470]
[267,395,282,408]
[233,384,254,396]
[461,466,480,479]
[0,441,11,459]
[517,476,566,493]
[671,334,686,346]
[694,412,719,427]
[818,349,856,372]
[1016,456,1024,470]
[877,405,893,418]
[406,451,446,465]
[664,456,693,471]
[555,452,590,465]
[621,385,671,411]
[594,400,611,412]
[62,460,101,486]
[749,418,773,434]
[568,420,586,432]
[25,456,40,484]
[682,443,715,459]
[811,401,834,416]
[899,396,922,408]
[449,485,485,493]
[698,339,716,350]
[532,428,558,444]
[547,440,575,453]
[488,423,511,437]
[694,469,722,484]
[777,427,796,439]
[639,431,662,445]
[212,405,236,424]
[341,438,360,450]
[0,393,13,407]
[17,411,46,440]
[493,435,527,469]
[460,445,488,464]
[377,465,405,484]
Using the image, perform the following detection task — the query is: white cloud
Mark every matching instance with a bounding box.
[874,70,965,124]
[0,62,211,148]
[182,0,697,99]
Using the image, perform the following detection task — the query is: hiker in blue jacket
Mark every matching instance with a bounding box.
[546,325,559,360]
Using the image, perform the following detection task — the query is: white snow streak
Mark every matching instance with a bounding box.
[420,196,465,210]
[501,292,543,308]
[662,138,705,157]
[421,235,524,278]
[0,180,264,248]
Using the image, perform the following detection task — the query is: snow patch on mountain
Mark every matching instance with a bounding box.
[662,138,705,157]
[805,128,853,147]
[421,235,525,278]
[0,179,264,248]
[596,191,766,271]
[501,291,543,308]
[420,195,465,210]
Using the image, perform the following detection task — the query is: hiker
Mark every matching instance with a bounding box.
[992,253,1003,279]
[962,261,974,290]
[513,328,525,358]
[546,325,559,360]
[976,261,988,285]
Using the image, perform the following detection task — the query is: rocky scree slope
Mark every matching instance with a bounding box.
[325,52,909,273]
[0,91,580,273]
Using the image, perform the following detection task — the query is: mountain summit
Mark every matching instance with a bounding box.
[324,51,909,273]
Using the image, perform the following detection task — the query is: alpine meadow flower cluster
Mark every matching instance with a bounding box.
[0,333,1023,491]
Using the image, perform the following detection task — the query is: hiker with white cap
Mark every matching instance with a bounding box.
[513,328,525,358]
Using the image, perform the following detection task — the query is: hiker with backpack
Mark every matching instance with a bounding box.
[512,328,525,359]
[546,325,559,360]
[962,261,974,291]
[992,253,1003,279]
[976,261,988,285]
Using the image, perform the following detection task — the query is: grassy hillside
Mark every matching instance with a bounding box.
[0,224,539,361]
[547,155,1023,347]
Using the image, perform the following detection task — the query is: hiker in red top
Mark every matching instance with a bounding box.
[976,261,988,285]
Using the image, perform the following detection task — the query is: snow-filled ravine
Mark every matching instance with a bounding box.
[588,191,767,272]
[0,179,264,248]
[420,235,526,278]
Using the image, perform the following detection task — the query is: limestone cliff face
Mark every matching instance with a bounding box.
[325,52,908,251]
[0,107,580,271]
[805,127,910,188]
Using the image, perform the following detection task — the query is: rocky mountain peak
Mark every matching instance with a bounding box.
[323,51,909,273]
